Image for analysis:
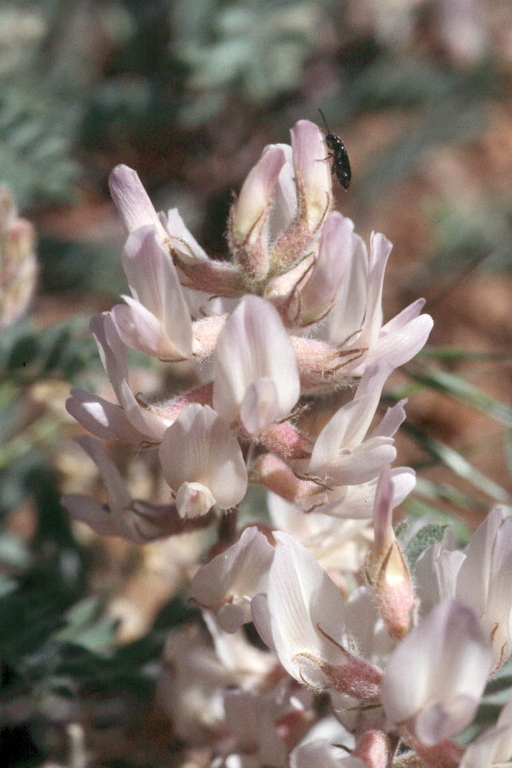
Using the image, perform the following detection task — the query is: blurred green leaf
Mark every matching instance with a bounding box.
[403,423,510,503]
[405,365,512,427]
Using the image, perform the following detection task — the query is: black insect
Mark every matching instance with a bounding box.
[318,108,351,190]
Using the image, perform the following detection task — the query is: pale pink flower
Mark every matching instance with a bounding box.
[223,686,314,768]
[111,225,193,361]
[381,600,492,746]
[304,362,399,486]
[282,211,356,328]
[159,403,247,517]
[309,466,416,520]
[66,312,168,444]
[203,611,276,685]
[267,491,373,573]
[244,120,332,279]
[213,295,300,435]
[158,625,236,744]
[191,526,275,632]
[324,231,433,374]
[290,118,333,234]
[158,619,276,746]
[256,532,382,699]
[256,530,348,687]
[414,537,464,614]
[109,164,168,239]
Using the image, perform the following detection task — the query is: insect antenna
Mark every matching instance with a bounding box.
[317,107,330,133]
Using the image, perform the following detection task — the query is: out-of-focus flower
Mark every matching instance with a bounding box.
[0,185,37,328]
[460,697,512,768]
[62,436,193,543]
[416,506,512,672]
[381,600,492,746]
[455,505,512,672]
[223,685,315,768]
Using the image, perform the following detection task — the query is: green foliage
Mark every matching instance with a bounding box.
[403,523,448,569]
[0,467,198,767]
[0,81,78,207]
[172,0,331,124]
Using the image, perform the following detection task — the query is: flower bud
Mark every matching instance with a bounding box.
[229,145,286,281]
[367,468,416,639]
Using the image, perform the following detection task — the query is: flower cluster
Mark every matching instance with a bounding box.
[0,184,37,329]
[63,120,512,768]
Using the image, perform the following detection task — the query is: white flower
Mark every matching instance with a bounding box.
[191,526,275,632]
[256,532,382,699]
[456,506,512,671]
[305,362,398,486]
[416,506,512,671]
[324,231,433,373]
[111,225,193,361]
[213,295,300,435]
[159,403,247,518]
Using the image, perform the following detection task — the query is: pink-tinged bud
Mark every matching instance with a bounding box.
[0,185,37,328]
[368,468,416,638]
[352,730,392,768]
[270,121,332,273]
[370,467,396,575]
[229,145,286,281]
[108,165,168,240]
[376,541,416,640]
[291,120,333,232]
